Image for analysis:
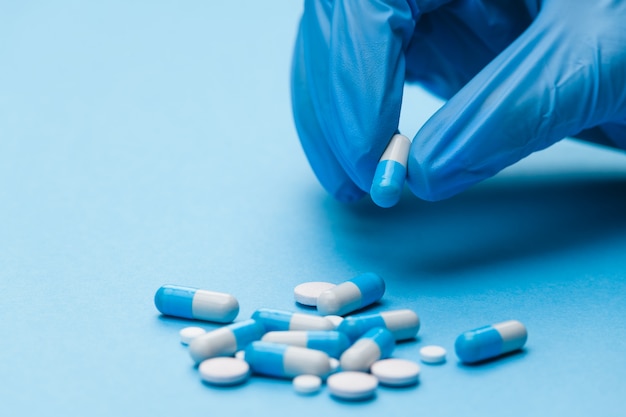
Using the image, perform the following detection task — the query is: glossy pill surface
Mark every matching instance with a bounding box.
[188,319,264,364]
[370,134,411,208]
[154,284,239,323]
[245,341,331,378]
[455,320,527,364]
[317,273,385,316]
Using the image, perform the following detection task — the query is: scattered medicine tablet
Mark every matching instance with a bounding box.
[252,308,334,332]
[338,309,420,342]
[370,359,420,386]
[294,282,336,306]
[455,320,528,364]
[179,326,206,345]
[327,372,378,401]
[419,345,447,364]
[293,374,322,395]
[340,327,395,372]
[189,319,265,364]
[329,358,340,373]
[370,133,411,208]
[262,330,350,358]
[154,284,239,323]
[198,357,250,386]
[245,341,331,378]
[317,272,385,316]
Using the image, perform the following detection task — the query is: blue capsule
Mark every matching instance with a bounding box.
[189,319,264,364]
[455,320,528,364]
[316,272,385,316]
[337,309,420,342]
[251,308,334,332]
[245,341,331,378]
[370,134,411,208]
[261,331,351,358]
[339,327,395,372]
[154,284,239,323]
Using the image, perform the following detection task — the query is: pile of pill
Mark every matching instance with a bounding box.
[154,273,528,401]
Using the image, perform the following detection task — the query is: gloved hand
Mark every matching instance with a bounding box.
[291,0,626,203]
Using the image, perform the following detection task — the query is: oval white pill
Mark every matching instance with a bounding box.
[370,359,420,386]
[293,374,322,395]
[294,282,336,306]
[327,371,378,401]
[420,345,447,364]
[198,357,250,386]
[179,326,207,345]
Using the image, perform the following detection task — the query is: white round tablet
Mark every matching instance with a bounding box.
[179,326,207,345]
[293,374,322,395]
[324,315,344,329]
[329,358,340,373]
[327,371,378,401]
[234,350,245,361]
[420,345,447,364]
[198,357,250,386]
[294,282,336,306]
[370,359,420,386]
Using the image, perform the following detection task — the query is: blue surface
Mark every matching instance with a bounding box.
[2,2,626,417]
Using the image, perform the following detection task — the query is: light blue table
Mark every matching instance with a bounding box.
[2,2,626,416]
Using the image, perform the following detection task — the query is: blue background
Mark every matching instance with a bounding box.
[1,2,626,416]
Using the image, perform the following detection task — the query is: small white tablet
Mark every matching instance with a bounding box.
[370,359,420,386]
[198,357,250,386]
[293,374,322,395]
[179,326,206,345]
[419,345,447,364]
[327,371,378,401]
[294,282,336,306]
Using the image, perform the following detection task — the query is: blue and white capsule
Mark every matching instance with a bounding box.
[337,309,420,342]
[261,331,351,358]
[455,320,528,364]
[245,341,331,378]
[316,272,385,316]
[251,308,334,332]
[189,319,264,364]
[154,284,239,323]
[370,134,411,208]
[339,327,395,372]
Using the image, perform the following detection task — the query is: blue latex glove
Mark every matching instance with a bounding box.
[291,0,626,203]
